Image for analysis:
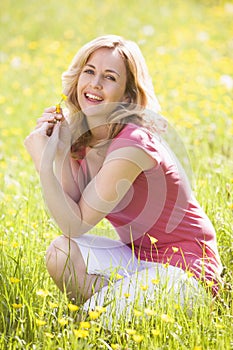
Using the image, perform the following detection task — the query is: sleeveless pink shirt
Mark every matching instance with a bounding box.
[104,124,222,294]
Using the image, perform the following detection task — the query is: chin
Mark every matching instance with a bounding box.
[83,102,118,120]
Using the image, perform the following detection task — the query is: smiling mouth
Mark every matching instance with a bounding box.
[85,93,103,102]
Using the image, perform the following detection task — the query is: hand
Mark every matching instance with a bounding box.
[24,106,70,173]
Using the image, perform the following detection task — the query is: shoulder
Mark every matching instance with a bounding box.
[108,123,156,150]
[105,123,159,171]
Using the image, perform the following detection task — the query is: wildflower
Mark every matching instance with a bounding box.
[193,347,202,350]
[140,284,148,291]
[147,234,158,244]
[12,303,23,309]
[161,314,175,323]
[95,306,106,314]
[61,93,67,101]
[126,328,136,335]
[151,278,160,285]
[10,277,20,284]
[133,309,142,317]
[58,318,68,326]
[151,328,160,336]
[48,301,59,308]
[36,289,49,297]
[163,262,169,268]
[88,310,100,320]
[35,319,46,326]
[132,334,144,343]
[44,332,55,339]
[206,280,214,288]
[144,308,155,316]
[80,321,91,329]
[73,329,89,338]
[68,303,79,312]
[172,246,179,253]
[187,271,194,278]
[115,273,123,280]
[56,93,67,113]
[124,293,130,298]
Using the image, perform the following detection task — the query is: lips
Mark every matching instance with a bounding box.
[85,92,103,102]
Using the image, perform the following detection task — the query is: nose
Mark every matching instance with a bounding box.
[90,74,102,89]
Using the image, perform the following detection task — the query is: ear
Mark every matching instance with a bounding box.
[122,94,131,103]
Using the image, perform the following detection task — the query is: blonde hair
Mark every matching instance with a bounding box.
[61,34,164,158]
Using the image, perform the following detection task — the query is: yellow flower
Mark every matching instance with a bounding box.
[140,284,148,291]
[35,319,46,326]
[133,309,142,317]
[56,93,67,113]
[186,271,194,278]
[73,329,89,338]
[88,310,100,320]
[68,303,79,312]
[144,308,155,316]
[10,277,20,284]
[79,321,91,329]
[193,347,202,350]
[151,278,160,285]
[161,314,175,323]
[95,306,106,314]
[126,328,136,335]
[36,289,49,297]
[12,303,23,309]
[163,262,169,268]
[44,332,55,339]
[61,93,67,101]
[151,328,160,336]
[115,273,124,280]
[55,104,61,114]
[58,318,68,326]
[206,280,214,288]
[132,334,144,343]
[172,246,179,253]
[124,293,130,298]
[147,234,158,244]
[48,301,59,308]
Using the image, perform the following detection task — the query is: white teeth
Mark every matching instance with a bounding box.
[85,93,103,101]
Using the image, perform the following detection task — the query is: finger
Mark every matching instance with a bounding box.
[49,120,60,139]
[43,106,57,113]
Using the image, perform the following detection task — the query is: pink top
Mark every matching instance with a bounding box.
[79,123,223,294]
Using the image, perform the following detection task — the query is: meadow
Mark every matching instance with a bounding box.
[0,0,232,349]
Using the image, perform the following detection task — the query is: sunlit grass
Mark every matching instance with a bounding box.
[0,0,232,348]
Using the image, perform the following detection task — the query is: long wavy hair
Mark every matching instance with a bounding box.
[61,35,166,158]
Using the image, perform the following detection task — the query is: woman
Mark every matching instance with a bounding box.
[24,35,222,319]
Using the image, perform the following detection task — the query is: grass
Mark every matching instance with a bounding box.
[0,0,232,348]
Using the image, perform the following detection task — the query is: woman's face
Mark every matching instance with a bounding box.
[77,47,128,118]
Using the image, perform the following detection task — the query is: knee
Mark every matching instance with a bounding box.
[45,235,85,275]
[46,236,71,272]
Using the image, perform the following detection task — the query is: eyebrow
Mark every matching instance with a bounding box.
[85,64,120,77]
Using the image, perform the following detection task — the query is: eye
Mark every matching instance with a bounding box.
[105,74,116,81]
[83,68,95,75]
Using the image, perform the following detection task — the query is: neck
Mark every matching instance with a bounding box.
[89,124,109,147]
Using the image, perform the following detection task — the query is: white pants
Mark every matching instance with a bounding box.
[72,234,205,326]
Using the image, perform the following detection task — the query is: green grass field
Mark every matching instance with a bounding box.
[0,0,232,349]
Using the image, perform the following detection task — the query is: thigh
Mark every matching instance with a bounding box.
[71,234,139,279]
